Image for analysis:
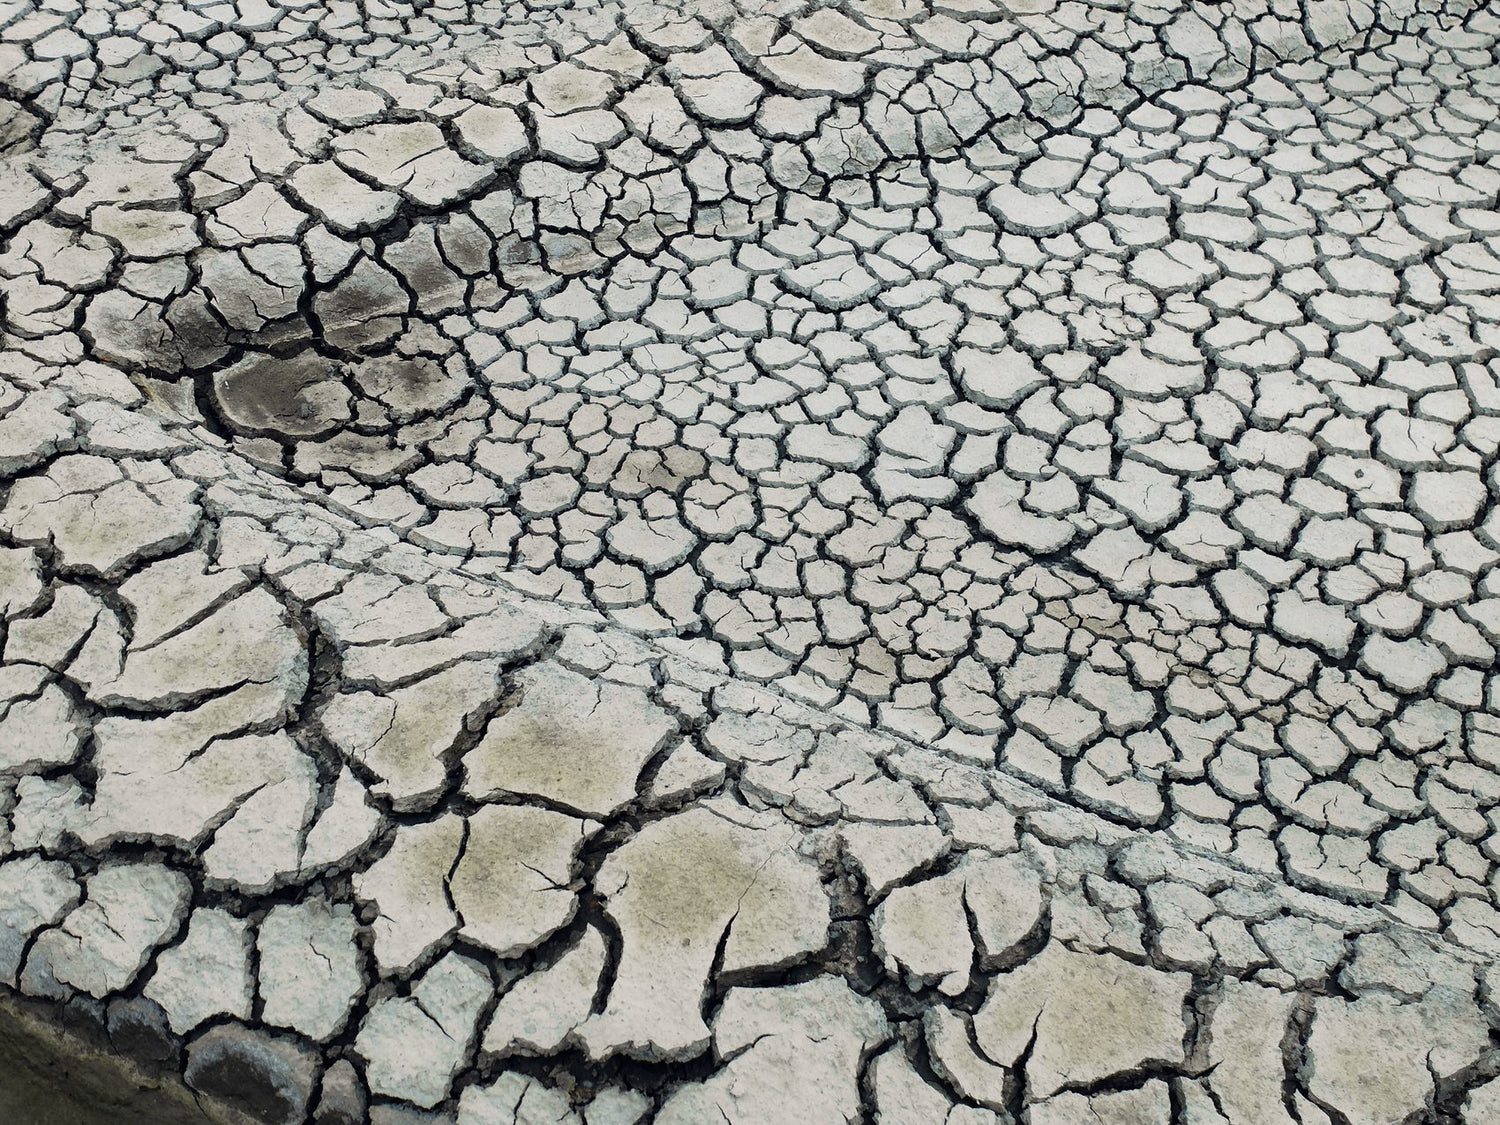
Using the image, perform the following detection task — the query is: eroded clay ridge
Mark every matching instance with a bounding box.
[2,0,1500,1121]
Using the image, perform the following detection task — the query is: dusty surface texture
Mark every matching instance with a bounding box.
[2,0,1500,1120]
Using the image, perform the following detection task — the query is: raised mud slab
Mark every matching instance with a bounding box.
[3,0,1500,1121]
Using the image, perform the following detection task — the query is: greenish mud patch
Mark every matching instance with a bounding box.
[0,997,239,1125]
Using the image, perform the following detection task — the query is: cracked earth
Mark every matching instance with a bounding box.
[1,0,1500,1121]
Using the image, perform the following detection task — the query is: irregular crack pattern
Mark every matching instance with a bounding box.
[2,0,1500,1121]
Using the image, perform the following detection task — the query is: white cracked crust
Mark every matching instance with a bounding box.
[1,0,1500,1121]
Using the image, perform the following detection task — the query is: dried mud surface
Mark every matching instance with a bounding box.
[2,0,1500,1122]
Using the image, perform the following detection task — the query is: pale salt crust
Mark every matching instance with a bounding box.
[1,0,1500,1121]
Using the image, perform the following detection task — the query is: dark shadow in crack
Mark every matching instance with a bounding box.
[0,997,238,1125]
